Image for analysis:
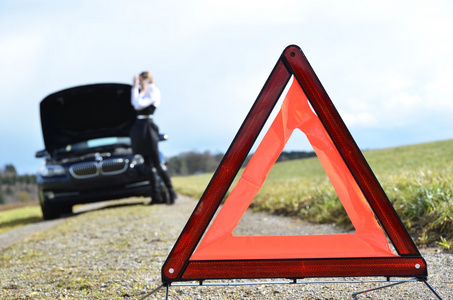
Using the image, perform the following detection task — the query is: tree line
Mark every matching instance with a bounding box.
[0,150,316,204]
[166,150,316,176]
[0,164,37,204]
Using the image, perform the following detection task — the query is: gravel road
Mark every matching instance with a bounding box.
[0,195,451,299]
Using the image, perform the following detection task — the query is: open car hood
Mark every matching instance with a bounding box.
[39,83,136,152]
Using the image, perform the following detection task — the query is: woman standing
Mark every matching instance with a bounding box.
[129,71,176,204]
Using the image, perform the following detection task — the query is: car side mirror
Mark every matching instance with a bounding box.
[158,133,168,142]
[35,149,49,158]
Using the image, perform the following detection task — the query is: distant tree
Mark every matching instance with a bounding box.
[0,164,37,205]
[26,174,37,184]
[167,151,224,176]
[5,185,13,195]
[205,152,223,172]
[2,176,16,185]
[184,151,206,174]
[1,164,18,185]
[166,150,316,176]
[3,164,17,176]
[277,151,316,162]
[17,174,37,184]
[167,156,189,176]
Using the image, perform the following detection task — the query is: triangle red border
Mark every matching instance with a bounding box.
[161,45,426,283]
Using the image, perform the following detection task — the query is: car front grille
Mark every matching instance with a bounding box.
[69,158,129,179]
[71,163,99,178]
[101,158,128,174]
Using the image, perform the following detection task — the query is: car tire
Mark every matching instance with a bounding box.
[160,181,171,205]
[40,199,72,220]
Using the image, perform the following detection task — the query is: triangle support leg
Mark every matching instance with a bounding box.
[422,280,444,300]
[138,283,166,300]
[351,278,444,300]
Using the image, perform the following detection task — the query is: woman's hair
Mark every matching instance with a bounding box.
[139,71,154,84]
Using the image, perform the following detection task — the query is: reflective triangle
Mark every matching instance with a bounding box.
[162,45,426,283]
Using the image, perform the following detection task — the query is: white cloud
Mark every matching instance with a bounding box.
[340,110,379,128]
[378,73,412,93]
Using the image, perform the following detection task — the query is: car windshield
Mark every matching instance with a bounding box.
[55,137,131,156]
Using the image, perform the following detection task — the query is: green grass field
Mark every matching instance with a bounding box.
[172,139,453,250]
[0,205,42,235]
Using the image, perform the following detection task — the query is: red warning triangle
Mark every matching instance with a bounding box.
[162,45,426,283]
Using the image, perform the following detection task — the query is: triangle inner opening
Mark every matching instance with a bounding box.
[233,129,355,237]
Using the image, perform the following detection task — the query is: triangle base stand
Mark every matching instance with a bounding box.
[139,277,444,300]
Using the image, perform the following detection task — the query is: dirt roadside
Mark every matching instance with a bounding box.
[0,198,148,251]
[0,195,451,299]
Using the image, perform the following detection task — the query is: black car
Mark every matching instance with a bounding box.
[35,83,168,220]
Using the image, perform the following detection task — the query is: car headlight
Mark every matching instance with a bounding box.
[38,164,66,177]
[131,154,145,167]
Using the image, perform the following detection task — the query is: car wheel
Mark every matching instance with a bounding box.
[40,198,72,220]
[160,181,171,204]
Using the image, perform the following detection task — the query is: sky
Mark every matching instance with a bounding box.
[1,0,452,174]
